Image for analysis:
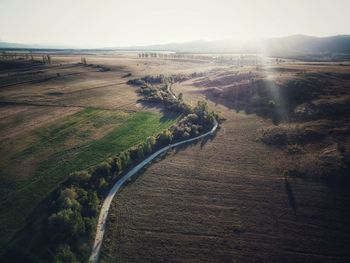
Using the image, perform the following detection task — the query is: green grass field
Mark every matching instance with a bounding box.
[0,108,177,254]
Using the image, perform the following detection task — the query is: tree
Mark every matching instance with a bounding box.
[49,208,85,239]
[59,188,77,201]
[137,145,144,159]
[60,197,81,211]
[119,151,131,168]
[81,57,87,65]
[86,192,99,216]
[144,136,155,154]
[157,129,173,145]
[178,92,183,101]
[182,131,190,139]
[69,171,91,186]
[92,162,111,180]
[98,178,108,192]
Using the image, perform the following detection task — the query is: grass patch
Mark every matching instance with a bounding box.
[0,108,177,254]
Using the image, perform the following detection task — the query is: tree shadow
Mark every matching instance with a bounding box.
[200,132,217,149]
[137,100,180,122]
[284,177,297,215]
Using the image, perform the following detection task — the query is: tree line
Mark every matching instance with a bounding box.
[0,52,54,64]
[137,52,261,66]
[129,75,217,136]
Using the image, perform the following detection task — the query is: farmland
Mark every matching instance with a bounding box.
[1,53,350,262]
[2,0,350,262]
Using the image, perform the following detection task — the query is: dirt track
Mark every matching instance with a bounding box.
[100,83,350,262]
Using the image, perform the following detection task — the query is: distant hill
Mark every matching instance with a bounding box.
[0,41,32,49]
[108,35,350,58]
[0,41,75,50]
[262,35,350,56]
[1,35,350,59]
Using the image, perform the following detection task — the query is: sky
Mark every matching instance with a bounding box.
[0,0,349,48]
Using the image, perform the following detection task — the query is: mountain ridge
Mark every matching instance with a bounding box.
[1,35,350,56]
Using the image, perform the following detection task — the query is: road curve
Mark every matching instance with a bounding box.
[167,83,177,99]
[89,118,218,262]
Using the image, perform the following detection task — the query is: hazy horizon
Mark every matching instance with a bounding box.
[0,0,349,48]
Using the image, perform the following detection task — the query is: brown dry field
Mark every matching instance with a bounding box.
[0,54,222,144]
[100,62,350,263]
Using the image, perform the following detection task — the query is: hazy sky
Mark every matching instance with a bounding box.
[0,0,349,47]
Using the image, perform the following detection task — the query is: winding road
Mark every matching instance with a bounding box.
[89,83,217,262]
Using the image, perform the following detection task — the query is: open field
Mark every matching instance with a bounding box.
[1,53,350,262]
